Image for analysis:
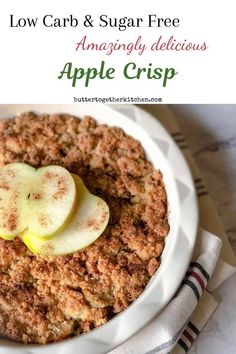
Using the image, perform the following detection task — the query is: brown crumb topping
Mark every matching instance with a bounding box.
[0,112,169,344]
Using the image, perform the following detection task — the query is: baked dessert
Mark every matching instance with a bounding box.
[0,112,169,344]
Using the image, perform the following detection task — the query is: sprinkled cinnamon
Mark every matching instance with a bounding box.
[0,180,9,190]
[31,192,41,200]
[52,176,67,200]
[86,217,100,230]
[5,208,18,232]
[38,213,51,227]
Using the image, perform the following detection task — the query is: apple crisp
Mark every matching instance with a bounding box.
[0,112,169,344]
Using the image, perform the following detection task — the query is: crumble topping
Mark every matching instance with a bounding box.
[0,112,169,344]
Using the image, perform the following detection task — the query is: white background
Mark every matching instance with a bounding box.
[0,0,235,103]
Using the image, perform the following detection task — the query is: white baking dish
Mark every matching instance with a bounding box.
[0,104,198,354]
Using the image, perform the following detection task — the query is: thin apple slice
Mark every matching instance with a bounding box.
[22,175,109,255]
[0,163,35,239]
[27,165,77,238]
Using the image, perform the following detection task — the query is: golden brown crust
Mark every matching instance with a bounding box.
[0,113,169,344]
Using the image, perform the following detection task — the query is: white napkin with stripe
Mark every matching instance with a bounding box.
[109,105,236,354]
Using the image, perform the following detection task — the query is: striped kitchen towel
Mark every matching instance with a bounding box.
[109,105,236,354]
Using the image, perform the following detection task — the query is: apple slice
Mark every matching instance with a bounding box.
[0,163,35,239]
[27,165,77,238]
[22,175,109,255]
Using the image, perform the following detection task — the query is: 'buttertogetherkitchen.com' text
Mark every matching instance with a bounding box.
[74,96,162,103]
